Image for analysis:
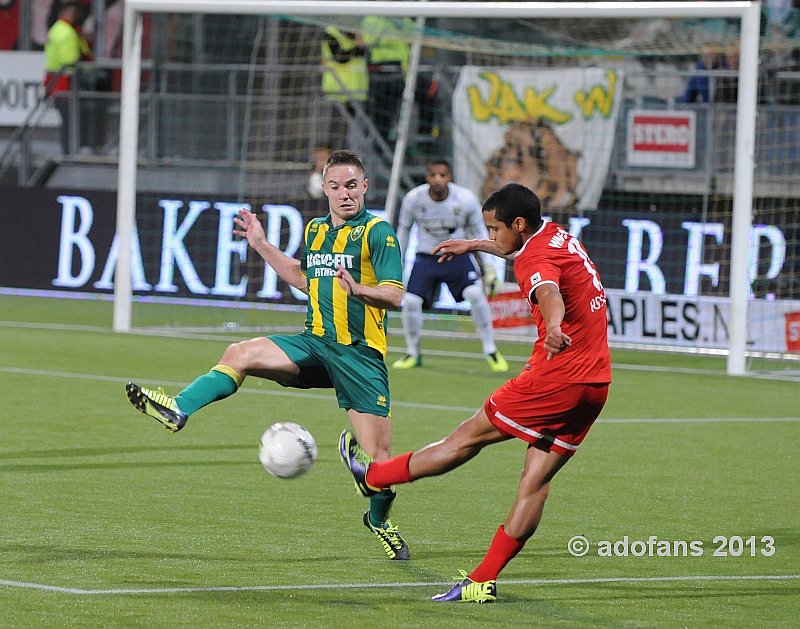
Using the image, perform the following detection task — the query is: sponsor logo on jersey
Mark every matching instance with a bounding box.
[385,235,397,247]
[307,253,355,277]
[350,225,365,242]
[420,218,459,237]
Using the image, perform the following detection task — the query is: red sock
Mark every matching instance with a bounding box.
[365,451,414,487]
[468,525,526,583]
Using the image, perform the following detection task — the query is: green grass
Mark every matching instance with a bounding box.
[1,294,798,627]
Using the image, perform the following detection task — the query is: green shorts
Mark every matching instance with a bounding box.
[269,332,391,417]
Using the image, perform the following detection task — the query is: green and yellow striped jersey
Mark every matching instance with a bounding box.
[300,208,403,356]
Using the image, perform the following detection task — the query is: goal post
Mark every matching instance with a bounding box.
[113,1,764,376]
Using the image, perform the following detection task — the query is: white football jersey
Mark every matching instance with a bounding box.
[396,182,489,257]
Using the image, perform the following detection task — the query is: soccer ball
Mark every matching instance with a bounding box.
[258,422,317,479]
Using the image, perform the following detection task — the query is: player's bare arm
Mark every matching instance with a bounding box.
[335,265,403,309]
[534,283,572,360]
[433,238,508,262]
[233,208,308,294]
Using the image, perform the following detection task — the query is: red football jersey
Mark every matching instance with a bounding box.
[514,221,611,383]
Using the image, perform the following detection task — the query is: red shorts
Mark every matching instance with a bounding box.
[484,376,609,457]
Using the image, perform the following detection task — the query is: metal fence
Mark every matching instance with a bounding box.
[2,61,799,201]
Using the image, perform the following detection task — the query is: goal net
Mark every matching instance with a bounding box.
[112,1,800,376]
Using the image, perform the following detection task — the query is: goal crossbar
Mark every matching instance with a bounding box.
[114,1,762,377]
[126,1,755,19]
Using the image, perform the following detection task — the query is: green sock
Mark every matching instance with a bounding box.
[175,367,239,416]
[369,489,397,527]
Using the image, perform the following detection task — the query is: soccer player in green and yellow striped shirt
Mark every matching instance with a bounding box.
[125,150,410,560]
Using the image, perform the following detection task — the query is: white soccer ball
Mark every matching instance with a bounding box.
[258,422,317,479]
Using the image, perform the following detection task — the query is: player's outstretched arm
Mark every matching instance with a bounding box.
[433,238,508,262]
[233,208,307,293]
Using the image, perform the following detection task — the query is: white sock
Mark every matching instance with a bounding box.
[464,284,497,356]
[401,293,424,357]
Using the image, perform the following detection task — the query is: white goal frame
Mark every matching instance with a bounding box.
[114,1,762,376]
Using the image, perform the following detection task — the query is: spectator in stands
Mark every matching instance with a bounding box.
[679,43,727,104]
[312,26,369,198]
[44,0,106,154]
[321,25,368,152]
[361,14,438,145]
[362,15,409,144]
[679,40,745,173]
[715,42,740,104]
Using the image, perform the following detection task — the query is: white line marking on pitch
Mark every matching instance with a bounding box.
[1,574,798,596]
[0,366,798,422]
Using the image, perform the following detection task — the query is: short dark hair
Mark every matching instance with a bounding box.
[323,149,365,177]
[482,183,542,228]
[426,157,452,173]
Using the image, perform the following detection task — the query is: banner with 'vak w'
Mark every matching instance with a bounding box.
[452,67,623,211]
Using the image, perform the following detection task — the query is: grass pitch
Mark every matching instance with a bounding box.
[0,294,798,628]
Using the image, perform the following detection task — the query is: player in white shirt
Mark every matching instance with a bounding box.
[393,159,509,372]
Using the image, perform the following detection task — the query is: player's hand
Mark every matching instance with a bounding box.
[483,271,498,297]
[335,264,359,296]
[233,208,267,249]
[433,238,470,262]
[543,327,572,361]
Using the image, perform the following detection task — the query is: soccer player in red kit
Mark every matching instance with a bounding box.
[340,182,611,603]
